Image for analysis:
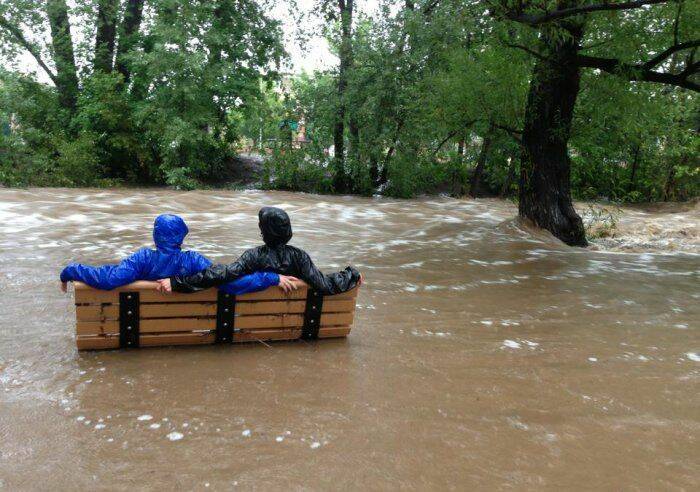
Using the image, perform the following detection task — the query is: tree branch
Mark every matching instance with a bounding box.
[501,0,671,26]
[431,119,476,156]
[577,53,700,91]
[502,41,551,63]
[642,39,700,69]
[422,0,441,15]
[493,123,523,142]
[0,15,57,85]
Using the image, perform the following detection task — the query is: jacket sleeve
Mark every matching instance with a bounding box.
[295,250,361,295]
[219,272,280,295]
[171,249,259,293]
[60,250,146,290]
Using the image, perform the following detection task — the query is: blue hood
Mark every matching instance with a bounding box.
[153,214,188,253]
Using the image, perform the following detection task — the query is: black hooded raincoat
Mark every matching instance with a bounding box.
[170,207,361,295]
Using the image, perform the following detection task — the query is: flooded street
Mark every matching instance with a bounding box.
[0,188,698,489]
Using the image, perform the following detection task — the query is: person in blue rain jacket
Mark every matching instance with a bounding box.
[60,214,299,295]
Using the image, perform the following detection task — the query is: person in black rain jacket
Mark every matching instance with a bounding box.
[157,207,362,295]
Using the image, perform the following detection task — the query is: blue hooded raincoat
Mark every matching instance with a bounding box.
[60,214,279,294]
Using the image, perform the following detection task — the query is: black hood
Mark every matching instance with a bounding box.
[258,207,293,247]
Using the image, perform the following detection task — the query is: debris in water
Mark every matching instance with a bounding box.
[167,432,184,441]
[686,352,700,362]
[502,340,521,349]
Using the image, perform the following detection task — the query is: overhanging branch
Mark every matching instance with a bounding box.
[499,0,671,26]
[577,53,700,91]
[643,40,700,69]
[0,15,57,85]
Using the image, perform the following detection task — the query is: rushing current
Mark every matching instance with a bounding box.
[0,188,698,489]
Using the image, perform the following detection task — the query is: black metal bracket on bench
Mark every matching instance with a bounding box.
[119,291,140,348]
[301,289,324,340]
[216,291,236,343]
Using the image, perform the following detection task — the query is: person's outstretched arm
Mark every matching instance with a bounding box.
[186,251,280,295]
[60,250,146,290]
[219,271,280,295]
[167,249,259,293]
[295,250,361,295]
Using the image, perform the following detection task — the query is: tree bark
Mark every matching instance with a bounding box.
[469,124,494,197]
[94,0,120,73]
[46,0,79,112]
[115,0,145,85]
[628,144,640,193]
[663,163,676,201]
[519,19,587,246]
[500,156,517,197]
[332,0,354,193]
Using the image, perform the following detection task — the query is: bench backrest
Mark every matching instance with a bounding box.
[73,281,359,350]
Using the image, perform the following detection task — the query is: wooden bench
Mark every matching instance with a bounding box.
[72,281,359,350]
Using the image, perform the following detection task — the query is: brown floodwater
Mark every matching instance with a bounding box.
[0,188,698,490]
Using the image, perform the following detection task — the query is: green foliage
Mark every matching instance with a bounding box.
[262,144,332,194]
[0,0,283,187]
[0,0,697,206]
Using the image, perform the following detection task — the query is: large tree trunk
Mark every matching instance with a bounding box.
[332,0,354,193]
[519,21,587,246]
[94,0,119,73]
[115,0,145,85]
[469,124,494,197]
[46,0,79,113]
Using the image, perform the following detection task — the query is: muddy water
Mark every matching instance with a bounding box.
[0,188,698,490]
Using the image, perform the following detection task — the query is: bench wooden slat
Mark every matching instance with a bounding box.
[75,326,352,350]
[76,312,354,336]
[75,282,358,304]
[75,299,356,321]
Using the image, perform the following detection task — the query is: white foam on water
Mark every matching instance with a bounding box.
[167,432,184,441]
[400,261,424,268]
[310,442,321,449]
[276,436,284,442]
[674,324,688,329]
[502,340,521,349]
[149,423,161,430]
[242,429,251,437]
[480,320,493,326]
[588,357,598,362]
[94,424,106,430]
[137,414,153,421]
[76,416,85,421]
[523,340,539,348]
[686,352,700,362]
